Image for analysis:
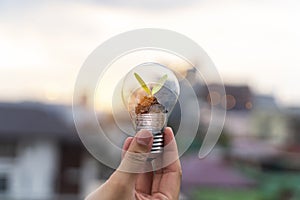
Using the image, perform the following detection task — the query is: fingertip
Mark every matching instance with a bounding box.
[164,127,173,134]
[122,137,133,159]
[123,137,134,151]
[164,127,175,146]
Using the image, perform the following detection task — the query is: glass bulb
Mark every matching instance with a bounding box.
[122,62,180,158]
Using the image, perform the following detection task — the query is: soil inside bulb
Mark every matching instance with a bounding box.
[135,96,167,115]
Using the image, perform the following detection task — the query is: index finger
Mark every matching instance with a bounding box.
[152,127,181,172]
[162,127,181,172]
[151,127,182,199]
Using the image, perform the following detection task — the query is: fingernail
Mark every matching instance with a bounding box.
[136,130,152,146]
[164,127,172,132]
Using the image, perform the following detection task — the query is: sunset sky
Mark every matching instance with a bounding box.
[0,0,299,107]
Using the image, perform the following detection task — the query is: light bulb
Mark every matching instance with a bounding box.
[122,62,180,158]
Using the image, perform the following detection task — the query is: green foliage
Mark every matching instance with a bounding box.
[134,73,168,96]
[134,73,151,95]
[191,164,300,200]
[151,74,168,95]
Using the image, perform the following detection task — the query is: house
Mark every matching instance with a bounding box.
[0,102,111,200]
[251,94,287,144]
[196,83,253,137]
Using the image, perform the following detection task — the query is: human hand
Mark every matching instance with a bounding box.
[86,127,182,200]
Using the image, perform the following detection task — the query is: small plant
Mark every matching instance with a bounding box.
[134,73,168,96]
[134,73,168,114]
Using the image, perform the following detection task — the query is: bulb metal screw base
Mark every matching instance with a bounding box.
[136,113,167,158]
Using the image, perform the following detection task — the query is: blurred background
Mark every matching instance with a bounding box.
[1,0,300,199]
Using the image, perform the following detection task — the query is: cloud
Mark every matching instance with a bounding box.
[91,0,200,10]
[0,0,201,13]
[0,0,300,106]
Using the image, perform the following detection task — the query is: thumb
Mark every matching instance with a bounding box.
[127,129,153,153]
[119,129,153,172]
[111,130,153,184]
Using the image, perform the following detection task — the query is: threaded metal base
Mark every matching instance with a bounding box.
[151,132,164,153]
[135,113,167,157]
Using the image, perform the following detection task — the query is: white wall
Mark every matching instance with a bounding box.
[79,155,103,198]
[0,158,14,197]
[11,139,59,199]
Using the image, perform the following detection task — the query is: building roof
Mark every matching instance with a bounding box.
[0,102,79,142]
[198,84,252,111]
[181,154,256,191]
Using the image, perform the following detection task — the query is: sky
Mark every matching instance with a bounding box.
[0,0,300,107]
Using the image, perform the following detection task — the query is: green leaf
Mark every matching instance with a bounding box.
[151,74,168,95]
[134,73,151,95]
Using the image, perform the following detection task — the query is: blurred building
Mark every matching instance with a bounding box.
[0,102,110,200]
[197,83,253,137]
[198,83,288,143]
[251,95,287,144]
[284,107,300,149]
[192,77,300,169]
